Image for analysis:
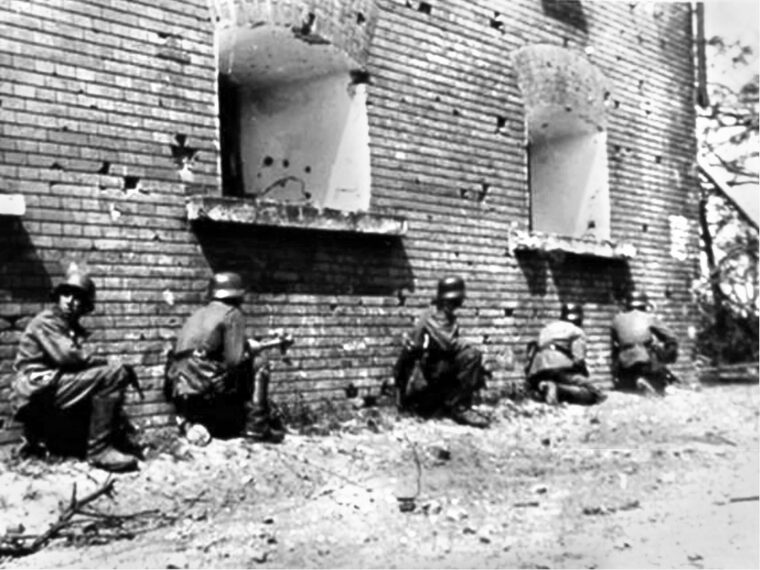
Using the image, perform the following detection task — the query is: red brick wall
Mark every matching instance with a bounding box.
[0,0,700,443]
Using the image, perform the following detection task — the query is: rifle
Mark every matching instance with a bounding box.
[124,364,145,401]
[247,331,295,356]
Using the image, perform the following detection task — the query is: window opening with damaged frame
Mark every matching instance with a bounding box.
[513,44,611,241]
[216,22,372,212]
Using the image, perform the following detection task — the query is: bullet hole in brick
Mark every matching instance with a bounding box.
[427,214,433,221]
[414,177,421,184]
[603,91,611,102]
[97,161,110,174]
[139,333,145,340]
[482,334,491,344]
[504,307,515,318]
[170,133,199,167]
[153,232,161,241]
[664,286,672,299]
[613,100,620,109]
[654,155,662,164]
[564,105,573,113]
[345,383,359,399]
[417,2,432,15]
[616,54,623,62]
[435,95,441,102]
[329,302,338,312]
[349,69,371,85]
[614,145,622,153]
[587,220,596,229]
[50,162,64,170]
[495,115,507,133]
[304,165,312,173]
[61,125,70,132]
[397,289,407,306]
[637,35,644,44]
[455,252,460,257]
[563,37,570,47]
[452,108,460,117]
[304,192,312,200]
[283,159,290,168]
[489,12,505,32]
[123,175,140,191]
[263,156,274,167]
[479,182,490,202]
[356,11,366,25]
[638,79,645,91]
[642,223,649,232]
[459,188,468,199]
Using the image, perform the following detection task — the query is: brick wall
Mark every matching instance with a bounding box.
[0,0,700,443]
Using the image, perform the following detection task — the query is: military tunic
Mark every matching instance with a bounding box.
[394,306,485,415]
[611,309,678,392]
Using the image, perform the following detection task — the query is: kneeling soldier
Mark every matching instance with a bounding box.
[393,276,490,428]
[164,272,292,443]
[611,291,678,395]
[12,270,142,472]
[525,303,606,406]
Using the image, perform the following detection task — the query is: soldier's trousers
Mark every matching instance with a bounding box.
[404,345,486,416]
[528,368,604,405]
[616,362,669,394]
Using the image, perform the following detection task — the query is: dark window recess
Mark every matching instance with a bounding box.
[541,0,587,32]
[219,74,244,197]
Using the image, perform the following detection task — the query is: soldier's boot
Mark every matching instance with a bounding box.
[537,381,559,405]
[555,384,599,405]
[242,369,284,444]
[635,377,658,397]
[86,396,138,472]
[450,406,491,429]
[114,408,145,460]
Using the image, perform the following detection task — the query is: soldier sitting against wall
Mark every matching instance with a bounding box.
[525,303,606,406]
[393,276,490,428]
[11,270,143,473]
[611,291,679,396]
[164,272,292,444]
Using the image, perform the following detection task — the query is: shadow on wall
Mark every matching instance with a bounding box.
[516,249,633,305]
[0,218,53,305]
[192,222,415,296]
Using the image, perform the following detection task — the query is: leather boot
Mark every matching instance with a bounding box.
[87,396,138,472]
[242,369,284,443]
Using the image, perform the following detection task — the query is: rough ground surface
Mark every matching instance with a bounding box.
[1,383,758,569]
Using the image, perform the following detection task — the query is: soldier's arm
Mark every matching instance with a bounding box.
[650,317,677,346]
[32,317,92,368]
[222,310,247,367]
[569,331,587,365]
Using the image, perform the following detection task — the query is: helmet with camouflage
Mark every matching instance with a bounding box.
[436,275,466,306]
[207,272,246,302]
[560,302,583,327]
[627,290,649,311]
[52,269,96,314]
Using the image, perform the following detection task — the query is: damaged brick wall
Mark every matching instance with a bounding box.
[0,0,700,443]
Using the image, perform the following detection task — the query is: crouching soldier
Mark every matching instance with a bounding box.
[164,272,292,444]
[11,270,142,472]
[611,291,679,395]
[393,276,490,428]
[525,303,606,406]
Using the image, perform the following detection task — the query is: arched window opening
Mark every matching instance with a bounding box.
[513,44,611,241]
[217,25,372,212]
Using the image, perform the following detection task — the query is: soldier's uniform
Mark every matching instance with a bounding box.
[393,276,489,428]
[525,304,605,405]
[164,272,283,442]
[611,292,678,395]
[12,271,140,472]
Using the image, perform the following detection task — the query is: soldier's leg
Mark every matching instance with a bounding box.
[55,363,138,472]
[554,373,606,405]
[243,360,284,443]
[447,347,490,428]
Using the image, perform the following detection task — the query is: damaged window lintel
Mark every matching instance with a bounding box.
[509,229,636,259]
[186,196,407,236]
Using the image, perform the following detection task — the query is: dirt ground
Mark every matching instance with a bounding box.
[1,382,758,569]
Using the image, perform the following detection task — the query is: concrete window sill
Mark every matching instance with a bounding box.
[0,194,25,216]
[510,229,637,259]
[186,196,407,236]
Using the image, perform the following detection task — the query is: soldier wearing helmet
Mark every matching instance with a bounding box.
[611,290,679,395]
[524,303,606,406]
[164,272,292,443]
[12,269,143,472]
[393,276,490,428]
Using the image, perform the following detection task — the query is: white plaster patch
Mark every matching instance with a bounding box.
[669,215,691,261]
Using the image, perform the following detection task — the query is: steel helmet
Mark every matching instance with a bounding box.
[208,272,246,301]
[560,302,583,327]
[52,270,96,314]
[436,276,466,304]
[627,291,649,311]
